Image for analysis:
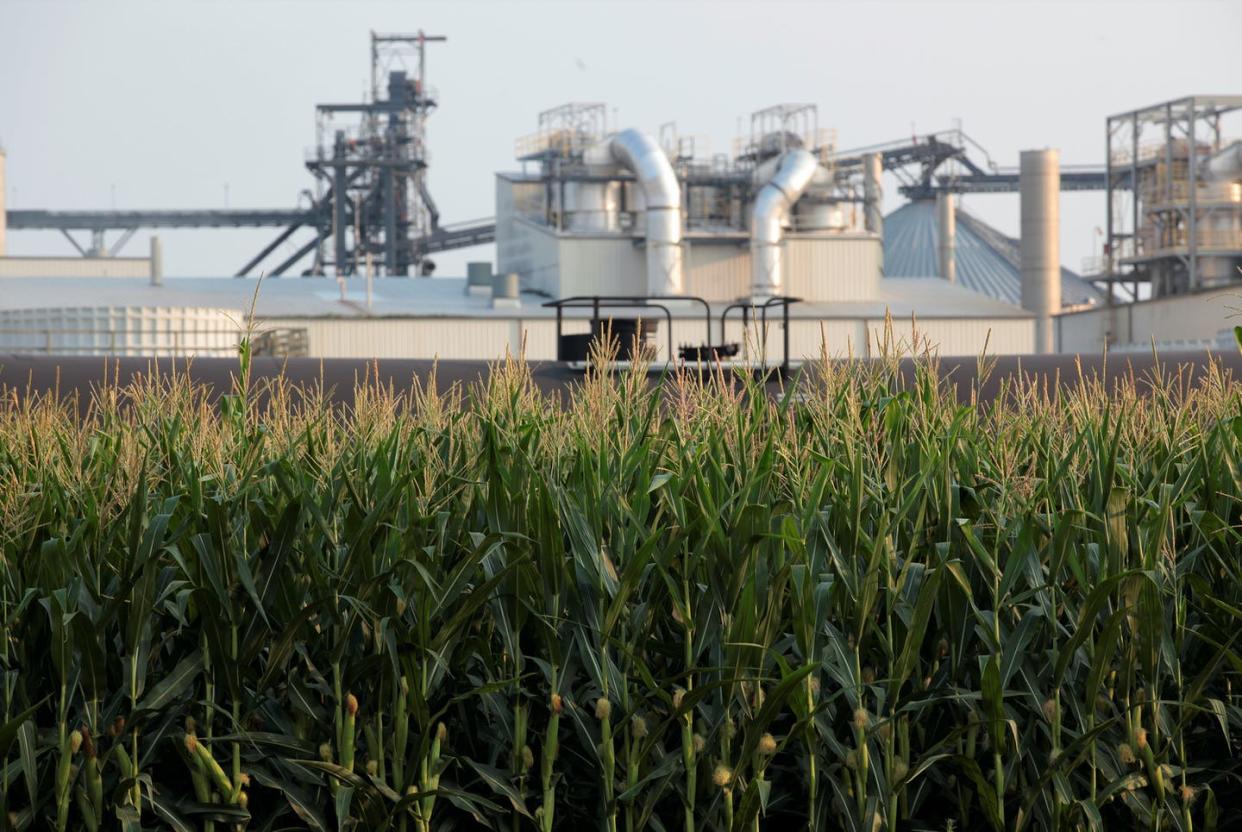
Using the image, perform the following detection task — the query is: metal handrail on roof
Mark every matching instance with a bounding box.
[542,295,714,361]
[718,296,801,374]
[542,294,803,374]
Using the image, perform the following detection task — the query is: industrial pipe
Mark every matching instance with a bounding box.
[750,149,819,300]
[937,192,956,283]
[863,152,883,237]
[1020,149,1061,354]
[150,235,163,286]
[604,130,684,296]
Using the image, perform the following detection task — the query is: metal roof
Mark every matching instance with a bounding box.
[882,199,1103,308]
[0,275,1028,321]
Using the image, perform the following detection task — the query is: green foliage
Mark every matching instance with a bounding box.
[1,354,1241,830]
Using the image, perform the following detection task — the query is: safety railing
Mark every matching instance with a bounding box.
[1138,180,1242,204]
[542,295,803,374]
[514,129,588,160]
[543,296,713,362]
[1110,140,1214,167]
[718,296,801,374]
[1080,255,1108,277]
[1136,227,1242,254]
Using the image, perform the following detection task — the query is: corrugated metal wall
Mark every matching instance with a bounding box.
[1057,291,1239,354]
[268,314,1034,361]
[1057,307,1115,354]
[559,238,645,297]
[719,317,1034,362]
[785,236,881,301]
[684,245,749,299]
[501,220,562,296]
[266,318,518,360]
[498,187,884,305]
[494,177,516,278]
[0,257,152,278]
[497,177,561,295]
[862,318,1032,357]
[0,305,241,356]
[682,237,882,302]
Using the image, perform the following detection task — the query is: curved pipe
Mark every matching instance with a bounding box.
[606,129,684,295]
[750,149,819,299]
[1205,140,1242,181]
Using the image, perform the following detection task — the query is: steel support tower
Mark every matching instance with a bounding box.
[306,30,447,277]
[6,30,496,277]
[1103,96,1242,300]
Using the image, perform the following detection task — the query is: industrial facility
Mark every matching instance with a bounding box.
[1,33,1239,364]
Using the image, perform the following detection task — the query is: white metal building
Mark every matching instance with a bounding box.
[2,98,1239,362]
[0,272,1035,360]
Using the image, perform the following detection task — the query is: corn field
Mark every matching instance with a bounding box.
[1,350,1241,831]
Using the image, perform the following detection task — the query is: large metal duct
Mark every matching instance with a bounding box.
[750,149,819,299]
[605,130,684,295]
[863,152,883,237]
[1020,149,1061,354]
[937,192,956,283]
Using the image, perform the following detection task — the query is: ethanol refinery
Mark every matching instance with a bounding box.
[1,32,1241,364]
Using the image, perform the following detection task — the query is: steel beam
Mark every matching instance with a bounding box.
[7,209,310,230]
[269,237,320,277]
[332,132,349,273]
[109,227,139,256]
[58,229,88,256]
[901,170,1116,198]
[235,222,305,277]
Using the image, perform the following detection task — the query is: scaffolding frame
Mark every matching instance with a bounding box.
[1104,95,1242,301]
[303,30,447,277]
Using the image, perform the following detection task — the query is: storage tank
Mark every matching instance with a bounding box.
[1200,179,1242,287]
[0,306,243,357]
[1201,141,1242,287]
[563,181,620,232]
[794,201,847,231]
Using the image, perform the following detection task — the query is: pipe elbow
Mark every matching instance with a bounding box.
[750,149,819,298]
[751,187,786,245]
[610,129,680,210]
[750,149,819,235]
[608,129,683,295]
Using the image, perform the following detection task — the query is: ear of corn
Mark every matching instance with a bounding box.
[1,350,1241,829]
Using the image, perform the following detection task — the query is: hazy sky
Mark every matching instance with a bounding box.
[2,0,1240,278]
